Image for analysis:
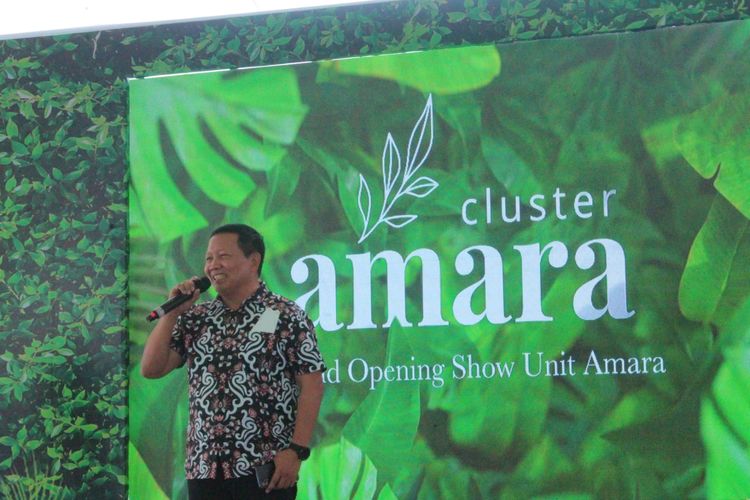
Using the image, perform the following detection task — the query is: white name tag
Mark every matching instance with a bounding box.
[250,308,280,334]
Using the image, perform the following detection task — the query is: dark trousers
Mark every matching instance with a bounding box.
[187,476,297,500]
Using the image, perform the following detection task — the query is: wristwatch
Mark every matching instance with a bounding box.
[288,442,311,461]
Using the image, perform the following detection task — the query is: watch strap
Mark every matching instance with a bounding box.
[288,442,310,461]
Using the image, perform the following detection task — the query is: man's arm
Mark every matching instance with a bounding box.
[267,371,324,491]
[140,279,199,379]
[290,371,325,446]
[140,314,185,378]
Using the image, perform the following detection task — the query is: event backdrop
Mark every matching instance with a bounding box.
[129,21,750,499]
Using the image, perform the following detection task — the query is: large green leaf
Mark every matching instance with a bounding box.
[600,385,704,475]
[675,92,750,219]
[128,367,186,496]
[225,187,307,259]
[481,132,542,200]
[499,434,576,498]
[641,116,715,242]
[678,195,750,326]
[342,324,421,483]
[129,68,308,243]
[265,153,302,218]
[331,45,501,95]
[298,437,380,499]
[416,456,483,500]
[128,442,169,500]
[701,298,750,499]
[129,96,208,242]
[445,272,586,457]
[338,164,369,240]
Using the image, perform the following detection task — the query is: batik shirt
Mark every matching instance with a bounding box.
[169,281,326,480]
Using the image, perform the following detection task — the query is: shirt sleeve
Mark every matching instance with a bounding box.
[168,312,189,367]
[284,306,326,375]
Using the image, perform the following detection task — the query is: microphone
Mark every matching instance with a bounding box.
[146,277,211,322]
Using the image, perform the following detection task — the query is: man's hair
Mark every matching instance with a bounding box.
[210,224,266,275]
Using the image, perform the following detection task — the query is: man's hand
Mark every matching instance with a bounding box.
[168,276,202,317]
[140,277,199,379]
[266,449,300,492]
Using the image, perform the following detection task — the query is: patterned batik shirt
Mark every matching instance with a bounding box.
[169,281,326,480]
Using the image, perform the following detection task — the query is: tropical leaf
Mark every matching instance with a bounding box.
[336,166,369,240]
[445,271,586,457]
[701,299,750,499]
[129,68,308,243]
[299,437,380,500]
[332,45,501,95]
[506,435,575,493]
[481,132,542,200]
[343,324,421,483]
[679,195,750,327]
[675,91,750,219]
[127,442,169,500]
[265,153,302,218]
[128,367,186,496]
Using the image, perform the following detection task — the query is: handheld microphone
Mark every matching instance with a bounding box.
[146,277,211,322]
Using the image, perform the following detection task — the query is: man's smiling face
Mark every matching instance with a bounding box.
[204,232,259,299]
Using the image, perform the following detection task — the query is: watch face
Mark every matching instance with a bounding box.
[291,443,310,460]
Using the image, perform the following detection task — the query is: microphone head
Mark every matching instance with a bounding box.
[194,276,211,292]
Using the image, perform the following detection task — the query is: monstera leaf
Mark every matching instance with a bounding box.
[129,68,308,242]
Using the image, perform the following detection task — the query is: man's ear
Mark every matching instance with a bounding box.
[249,252,261,274]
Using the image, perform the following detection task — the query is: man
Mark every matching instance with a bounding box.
[141,224,326,499]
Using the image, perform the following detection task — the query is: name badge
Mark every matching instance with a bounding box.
[250,308,280,334]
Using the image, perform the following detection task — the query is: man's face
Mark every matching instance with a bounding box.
[204,233,259,296]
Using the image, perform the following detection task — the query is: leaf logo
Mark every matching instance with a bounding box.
[357,95,438,243]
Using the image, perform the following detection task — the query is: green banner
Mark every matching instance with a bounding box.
[129,21,750,499]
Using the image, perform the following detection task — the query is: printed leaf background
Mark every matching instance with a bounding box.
[129,24,750,499]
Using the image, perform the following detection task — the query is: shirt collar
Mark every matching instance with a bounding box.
[216,280,268,311]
